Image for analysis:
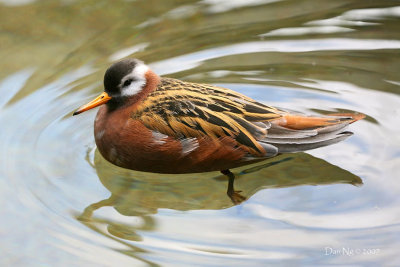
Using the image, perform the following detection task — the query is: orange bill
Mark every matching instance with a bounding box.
[73,92,111,116]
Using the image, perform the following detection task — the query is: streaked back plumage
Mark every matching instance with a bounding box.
[131,77,364,160]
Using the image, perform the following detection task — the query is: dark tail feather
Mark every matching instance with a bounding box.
[266,131,353,153]
[258,112,364,153]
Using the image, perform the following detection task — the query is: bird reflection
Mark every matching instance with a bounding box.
[77,149,362,243]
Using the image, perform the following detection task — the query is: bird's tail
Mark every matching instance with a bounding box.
[260,112,365,153]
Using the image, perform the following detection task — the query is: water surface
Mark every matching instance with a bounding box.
[1,0,400,266]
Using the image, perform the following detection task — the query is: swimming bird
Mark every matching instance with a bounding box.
[73,58,364,204]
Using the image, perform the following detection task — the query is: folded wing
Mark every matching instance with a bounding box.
[133,77,364,158]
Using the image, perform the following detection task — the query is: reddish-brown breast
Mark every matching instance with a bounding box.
[94,105,254,173]
[94,70,254,173]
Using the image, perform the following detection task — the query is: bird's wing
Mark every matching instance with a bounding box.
[132,77,283,155]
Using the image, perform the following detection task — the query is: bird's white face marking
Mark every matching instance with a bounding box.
[118,62,149,97]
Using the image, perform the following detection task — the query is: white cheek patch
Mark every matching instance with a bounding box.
[120,63,149,97]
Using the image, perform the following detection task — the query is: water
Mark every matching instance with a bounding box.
[1,0,399,266]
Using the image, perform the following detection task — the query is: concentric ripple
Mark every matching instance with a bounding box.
[1,0,400,266]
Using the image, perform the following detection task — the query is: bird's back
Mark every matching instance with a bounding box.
[131,77,364,159]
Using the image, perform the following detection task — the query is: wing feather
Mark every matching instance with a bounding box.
[132,78,283,155]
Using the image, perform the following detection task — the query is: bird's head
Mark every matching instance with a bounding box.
[73,58,151,115]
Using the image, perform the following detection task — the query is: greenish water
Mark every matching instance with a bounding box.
[1,0,400,266]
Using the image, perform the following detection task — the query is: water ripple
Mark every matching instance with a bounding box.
[1,0,400,265]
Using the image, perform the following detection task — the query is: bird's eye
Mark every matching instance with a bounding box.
[123,79,133,87]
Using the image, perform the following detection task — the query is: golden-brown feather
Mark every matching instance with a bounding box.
[132,77,284,155]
